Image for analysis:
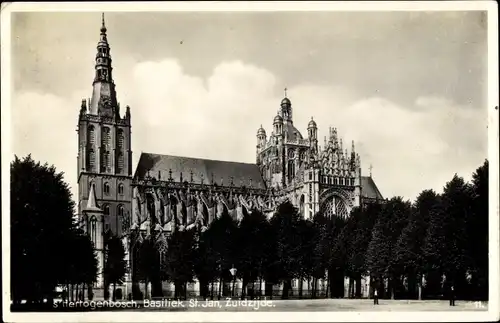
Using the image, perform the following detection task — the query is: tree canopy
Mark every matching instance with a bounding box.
[11,155,98,305]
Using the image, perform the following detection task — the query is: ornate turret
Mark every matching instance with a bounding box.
[280,88,292,122]
[88,13,118,118]
[256,125,267,164]
[307,117,318,154]
[307,117,317,130]
[257,125,266,137]
[273,114,283,135]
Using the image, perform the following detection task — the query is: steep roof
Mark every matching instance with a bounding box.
[134,153,267,189]
[134,153,383,200]
[361,176,384,200]
[84,183,102,213]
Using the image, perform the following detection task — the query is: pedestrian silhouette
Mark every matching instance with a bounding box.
[449,285,455,306]
[373,288,379,305]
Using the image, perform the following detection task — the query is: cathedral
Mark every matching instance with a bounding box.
[77,16,383,297]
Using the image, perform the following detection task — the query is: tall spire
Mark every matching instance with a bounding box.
[101,12,106,32]
[89,13,117,116]
[95,12,112,84]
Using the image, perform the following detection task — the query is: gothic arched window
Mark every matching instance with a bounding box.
[90,216,97,246]
[117,129,124,150]
[117,152,124,174]
[288,160,295,181]
[87,149,96,172]
[117,205,124,218]
[103,204,110,216]
[101,127,111,147]
[101,151,111,172]
[104,182,110,195]
[87,125,96,145]
[118,183,124,195]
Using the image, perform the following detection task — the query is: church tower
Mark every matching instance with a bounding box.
[77,14,133,242]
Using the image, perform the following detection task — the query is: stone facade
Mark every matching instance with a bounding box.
[77,15,384,298]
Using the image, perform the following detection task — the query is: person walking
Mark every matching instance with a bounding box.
[373,288,379,305]
[449,285,455,306]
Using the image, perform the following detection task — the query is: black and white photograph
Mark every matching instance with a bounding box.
[1,1,499,322]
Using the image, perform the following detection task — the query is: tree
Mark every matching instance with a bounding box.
[261,213,280,299]
[441,175,473,298]
[467,160,489,300]
[165,229,197,299]
[194,227,219,299]
[310,213,329,298]
[366,197,411,299]
[64,228,99,301]
[202,209,238,298]
[104,235,127,301]
[423,174,473,299]
[10,155,89,305]
[394,190,439,299]
[269,201,303,299]
[234,209,270,299]
[345,204,380,298]
[296,218,317,298]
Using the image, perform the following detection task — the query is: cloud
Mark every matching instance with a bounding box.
[11,59,487,206]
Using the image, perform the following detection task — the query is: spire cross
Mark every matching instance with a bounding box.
[284,87,287,98]
[100,12,107,34]
[369,164,373,177]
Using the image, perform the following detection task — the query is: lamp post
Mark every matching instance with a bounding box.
[230,265,237,298]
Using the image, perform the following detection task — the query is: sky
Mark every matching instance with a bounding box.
[10,10,489,202]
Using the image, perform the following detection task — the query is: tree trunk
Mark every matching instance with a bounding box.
[408,273,417,300]
[418,276,423,301]
[259,276,263,298]
[113,282,117,301]
[326,271,330,299]
[241,277,247,300]
[388,277,395,300]
[210,281,214,300]
[298,278,303,299]
[355,274,362,298]
[281,280,289,299]
[218,276,223,300]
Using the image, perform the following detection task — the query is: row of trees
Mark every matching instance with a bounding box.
[132,160,489,301]
[11,155,99,305]
[10,154,488,304]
